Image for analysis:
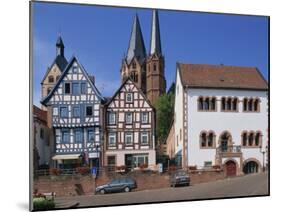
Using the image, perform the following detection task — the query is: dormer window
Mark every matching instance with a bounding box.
[48,76,54,83]
[126,93,133,103]
[132,62,136,69]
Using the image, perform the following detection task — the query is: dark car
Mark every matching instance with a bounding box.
[170,170,190,187]
[95,177,137,194]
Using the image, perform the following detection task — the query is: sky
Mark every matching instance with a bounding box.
[32,2,268,107]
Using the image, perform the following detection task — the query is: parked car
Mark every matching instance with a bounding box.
[95,177,137,194]
[170,170,190,187]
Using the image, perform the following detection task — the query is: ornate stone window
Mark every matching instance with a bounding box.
[243,97,260,112]
[200,131,216,148]
[242,131,262,147]
[198,96,216,111]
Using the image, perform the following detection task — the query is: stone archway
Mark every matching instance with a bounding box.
[243,158,261,174]
[224,160,237,177]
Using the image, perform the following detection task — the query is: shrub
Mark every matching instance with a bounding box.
[33,197,55,210]
[76,166,90,175]
[49,168,60,175]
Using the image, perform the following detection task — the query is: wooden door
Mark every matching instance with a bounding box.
[226,160,236,176]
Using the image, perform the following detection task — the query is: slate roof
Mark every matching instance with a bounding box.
[149,10,162,56]
[177,63,268,90]
[126,14,146,65]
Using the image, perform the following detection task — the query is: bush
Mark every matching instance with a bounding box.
[76,166,90,175]
[33,197,55,210]
[49,168,60,175]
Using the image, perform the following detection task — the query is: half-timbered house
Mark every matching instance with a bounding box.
[104,78,156,169]
[41,56,104,169]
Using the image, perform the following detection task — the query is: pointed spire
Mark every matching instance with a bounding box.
[126,14,146,64]
[56,36,65,57]
[149,10,162,56]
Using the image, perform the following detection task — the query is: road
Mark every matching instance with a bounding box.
[55,172,269,208]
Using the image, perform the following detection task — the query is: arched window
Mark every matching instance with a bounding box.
[56,75,60,81]
[233,98,238,111]
[227,98,232,110]
[132,62,136,69]
[203,97,209,110]
[48,75,54,83]
[200,132,207,147]
[221,97,226,111]
[242,132,248,146]
[248,132,254,146]
[255,132,261,146]
[254,99,260,112]
[210,97,216,110]
[47,87,52,94]
[248,99,253,111]
[208,132,214,147]
[243,98,248,111]
[198,97,204,110]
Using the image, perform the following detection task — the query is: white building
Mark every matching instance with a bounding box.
[174,63,268,176]
[104,78,156,169]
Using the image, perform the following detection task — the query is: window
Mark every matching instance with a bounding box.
[222,97,239,112]
[81,83,86,94]
[108,112,116,125]
[198,97,204,110]
[221,97,226,111]
[87,129,94,142]
[72,83,79,95]
[125,93,133,103]
[47,87,52,94]
[73,66,78,73]
[132,62,136,69]
[86,106,93,116]
[53,107,58,116]
[125,132,133,145]
[153,64,157,71]
[64,83,71,94]
[210,97,216,110]
[243,98,260,112]
[254,99,260,112]
[140,132,149,144]
[227,98,232,110]
[108,133,116,146]
[233,98,238,111]
[243,98,248,111]
[125,112,133,124]
[48,76,54,83]
[248,99,253,111]
[242,131,262,147]
[198,97,216,111]
[141,112,148,124]
[74,129,82,143]
[60,107,68,118]
[62,130,70,143]
[40,128,44,139]
[133,154,148,167]
[73,106,80,118]
[200,131,215,148]
[242,132,248,146]
[203,97,209,110]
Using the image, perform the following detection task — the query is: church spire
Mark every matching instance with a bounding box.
[126,14,146,64]
[56,36,65,57]
[149,10,162,56]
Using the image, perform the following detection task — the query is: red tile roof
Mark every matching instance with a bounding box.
[33,105,47,124]
[178,63,268,90]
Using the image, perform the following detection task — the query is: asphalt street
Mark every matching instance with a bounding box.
[55,172,269,208]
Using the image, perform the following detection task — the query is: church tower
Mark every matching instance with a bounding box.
[41,36,68,110]
[121,14,147,93]
[146,10,166,105]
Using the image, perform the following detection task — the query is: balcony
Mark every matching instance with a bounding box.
[216,145,242,157]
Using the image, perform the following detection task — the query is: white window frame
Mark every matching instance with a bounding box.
[141,112,148,124]
[53,107,58,116]
[108,112,116,125]
[125,132,133,145]
[126,93,133,103]
[108,133,116,147]
[125,112,133,124]
[140,132,149,144]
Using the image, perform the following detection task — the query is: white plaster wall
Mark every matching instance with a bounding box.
[186,88,268,168]
[174,68,184,156]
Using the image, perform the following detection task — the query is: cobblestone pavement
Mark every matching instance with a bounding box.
[55,172,269,208]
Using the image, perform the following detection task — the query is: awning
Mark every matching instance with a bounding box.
[52,154,81,160]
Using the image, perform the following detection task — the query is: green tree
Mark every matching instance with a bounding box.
[154,91,175,144]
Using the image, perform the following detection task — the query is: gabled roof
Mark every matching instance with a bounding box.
[126,14,146,65]
[177,63,268,90]
[105,77,154,109]
[41,56,104,106]
[149,10,162,56]
[40,55,68,84]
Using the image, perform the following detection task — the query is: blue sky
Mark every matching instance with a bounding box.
[32,2,268,107]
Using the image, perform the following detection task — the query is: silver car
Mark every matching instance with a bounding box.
[170,170,190,187]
